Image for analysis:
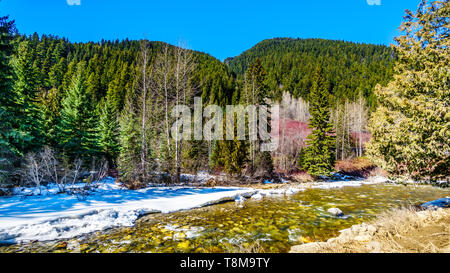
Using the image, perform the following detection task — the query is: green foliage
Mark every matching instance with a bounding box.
[98,90,120,167]
[254,151,274,178]
[118,97,141,182]
[38,88,61,147]
[209,117,247,176]
[297,147,306,171]
[241,58,270,104]
[226,38,394,107]
[59,62,100,161]
[2,28,412,182]
[0,16,18,184]
[11,40,43,154]
[303,67,336,177]
[14,35,234,170]
[0,16,16,151]
[0,16,15,108]
[367,0,449,181]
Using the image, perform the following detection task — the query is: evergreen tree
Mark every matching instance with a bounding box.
[297,147,306,171]
[303,66,336,177]
[98,90,120,167]
[0,17,18,153]
[11,40,43,154]
[59,62,100,161]
[0,16,17,184]
[230,139,248,175]
[39,88,61,147]
[367,0,449,180]
[0,16,15,110]
[241,59,274,178]
[118,96,140,182]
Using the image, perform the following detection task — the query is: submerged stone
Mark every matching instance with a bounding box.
[327,208,344,216]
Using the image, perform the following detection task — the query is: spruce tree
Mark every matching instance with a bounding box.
[39,88,61,147]
[241,59,274,178]
[0,16,17,184]
[98,90,120,168]
[117,97,140,182]
[0,16,15,110]
[11,40,43,154]
[367,0,449,180]
[303,66,336,177]
[59,62,100,161]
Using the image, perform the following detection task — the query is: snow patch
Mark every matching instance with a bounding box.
[311,179,384,189]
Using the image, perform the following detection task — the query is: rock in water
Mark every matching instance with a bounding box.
[234,195,245,203]
[421,198,450,209]
[251,193,263,200]
[327,208,344,217]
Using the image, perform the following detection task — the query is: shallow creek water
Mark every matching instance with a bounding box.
[1,183,448,253]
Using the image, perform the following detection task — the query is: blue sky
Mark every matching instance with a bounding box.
[0,0,421,60]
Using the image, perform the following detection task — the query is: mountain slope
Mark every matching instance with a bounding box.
[18,34,235,111]
[225,38,395,106]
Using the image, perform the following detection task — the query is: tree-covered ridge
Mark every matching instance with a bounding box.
[15,34,235,112]
[226,38,395,107]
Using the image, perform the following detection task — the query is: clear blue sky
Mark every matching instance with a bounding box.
[0,0,421,60]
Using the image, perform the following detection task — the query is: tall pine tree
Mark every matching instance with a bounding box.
[242,59,274,179]
[118,95,141,182]
[59,62,100,161]
[11,40,43,154]
[39,88,61,147]
[302,66,336,177]
[0,16,17,184]
[98,89,120,168]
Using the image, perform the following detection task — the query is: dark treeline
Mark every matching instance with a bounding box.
[13,33,235,113]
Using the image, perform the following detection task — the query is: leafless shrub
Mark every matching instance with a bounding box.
[23,153,45,193]
[70,158,83,186]
[40,146,68,192]
[87,159,108,184]
[21,147,110,194]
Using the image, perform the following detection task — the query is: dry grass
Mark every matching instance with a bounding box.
[335,157,377,178]
[290,207,450,253]
[368,167,389,178]
[291,172,315,183]
[371,208,450,253]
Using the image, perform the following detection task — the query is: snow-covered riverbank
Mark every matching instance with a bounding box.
[0,178,258,243]
[0,176,389,244]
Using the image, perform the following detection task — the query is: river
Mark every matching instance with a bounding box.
[1,183,448,253]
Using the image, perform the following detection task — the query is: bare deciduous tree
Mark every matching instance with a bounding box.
[23,153,44,193]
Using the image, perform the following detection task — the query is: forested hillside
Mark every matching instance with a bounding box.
[0,27,237,186]
[4,3,445,188]
[226,38,395,107]
[15,34,235,113]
